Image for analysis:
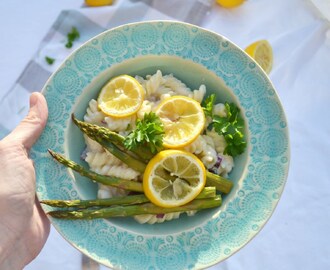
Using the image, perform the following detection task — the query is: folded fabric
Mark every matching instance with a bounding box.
[0,0,213,138]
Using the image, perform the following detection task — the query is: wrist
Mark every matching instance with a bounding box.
[0,225,26,270]
[0,258,25,270]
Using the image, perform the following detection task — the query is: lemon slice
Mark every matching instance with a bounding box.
[245,40,273,74]
[98,75,144,118]
[216,0,245,8]
[85,0,113,6]
[155,96,205,148]
[143,150,206,208]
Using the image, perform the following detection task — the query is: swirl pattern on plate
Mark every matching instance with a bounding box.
[163,23,190,50]
[219,49,248,74]
[132,24,159,49]
[73,46,102,72]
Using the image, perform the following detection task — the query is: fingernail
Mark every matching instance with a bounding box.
[30,92,39,108]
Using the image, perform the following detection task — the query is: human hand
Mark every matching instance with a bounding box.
[0,92,50,269]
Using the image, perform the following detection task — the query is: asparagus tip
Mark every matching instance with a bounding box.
[71,113,77,122]
[48,149,55,157]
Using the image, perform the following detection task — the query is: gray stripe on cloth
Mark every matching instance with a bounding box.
[16,60,52,92]
[105,0,152,29]
[129,0,211,26]
[55,10,106,43]
[184,0,213,25]
[42,26,58,44]
[129,0,152,5]
[41,10,72,43]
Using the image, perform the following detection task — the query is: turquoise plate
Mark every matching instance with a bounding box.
[32,21,290,269]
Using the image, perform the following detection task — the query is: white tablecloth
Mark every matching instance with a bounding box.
[0,0,329,269]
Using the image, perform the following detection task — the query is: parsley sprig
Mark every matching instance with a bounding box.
[203,95,247,157]
[124,112,164,154]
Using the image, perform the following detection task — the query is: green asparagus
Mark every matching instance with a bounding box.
[81,128,147,173]
[48,149,144,192]
[96,137,147,173]
[72,114,153,161]
[41,186,217,208]
[47,195,222,219]
[206,171,233,194]
[41,194,149,208]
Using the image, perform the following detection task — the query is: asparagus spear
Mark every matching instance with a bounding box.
[41,186,217,208]
[48,149,144,192]
[82,129,147,173]
[72,114,153,161]
[72,116,233,193]
[41,194,149,208]
[47,195,222,219]
[72,114,124,146]
[206,171,233,194]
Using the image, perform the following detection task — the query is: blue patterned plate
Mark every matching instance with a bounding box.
[32,21,289,269]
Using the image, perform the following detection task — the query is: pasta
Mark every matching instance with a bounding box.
[84,135,104,153]
[206,129,227,153]
[209,154,234,177]
[95,164,140,180]
[104,115,136,133]
[213,103,227,117]
[191,84,206,103]
[161,73,192,97]
[82,70,235,224]
[134,213,182,224]
[137,100,154,120]
[184,135,218,169]
[144,70,165,98]
[98,184,128,199]
[85,151,122,168]
[134,210,198,224]
[84,99,105,125]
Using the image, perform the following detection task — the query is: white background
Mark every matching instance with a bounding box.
[0,0,330,269]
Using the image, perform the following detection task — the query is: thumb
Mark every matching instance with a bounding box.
[9,92,48,151]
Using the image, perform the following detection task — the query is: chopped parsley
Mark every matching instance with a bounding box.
[45,56,55,65]
[65,27,80,48]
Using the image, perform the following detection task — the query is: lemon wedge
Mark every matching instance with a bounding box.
[245,40,273,74]
[97,75,145,118]
[155,96,205,148]
[216,0,245,8]
[85,0,113,6]
[143,150,206,208]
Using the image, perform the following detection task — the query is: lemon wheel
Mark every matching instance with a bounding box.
[97,75,144,118]
[143,150,206,208]
[155,96,205,148]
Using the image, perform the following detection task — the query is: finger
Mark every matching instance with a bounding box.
[9,92,48,150]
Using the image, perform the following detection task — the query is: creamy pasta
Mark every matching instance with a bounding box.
[82,70,234,224]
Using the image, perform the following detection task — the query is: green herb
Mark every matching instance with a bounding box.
[202,93,216,117]
[212,102,247,157]
[65,27,80,48]
[124,112,164,154]
[45,56,55,65]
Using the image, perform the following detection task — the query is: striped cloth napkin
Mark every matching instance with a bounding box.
[0,0,213,139]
